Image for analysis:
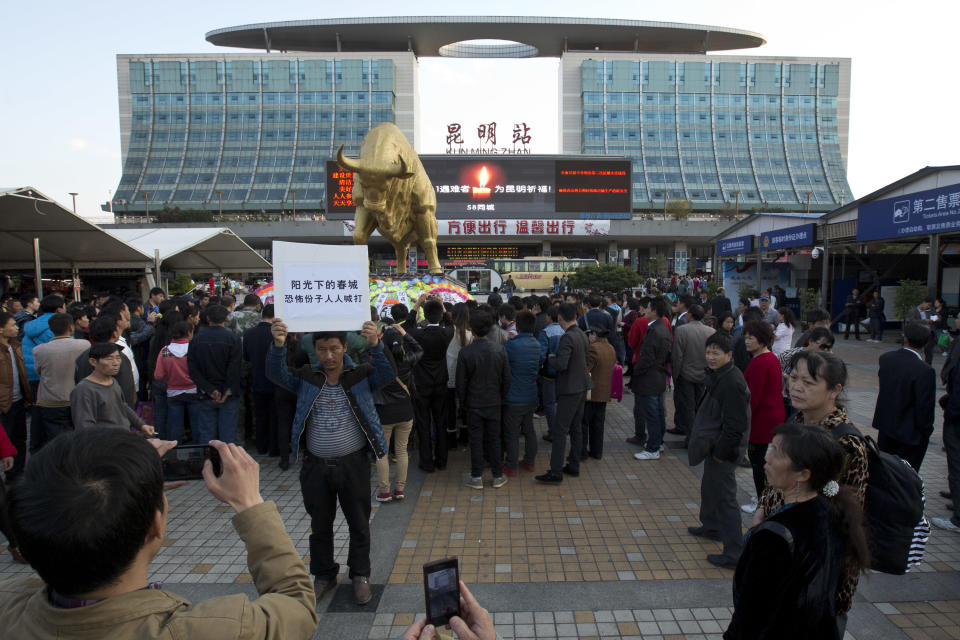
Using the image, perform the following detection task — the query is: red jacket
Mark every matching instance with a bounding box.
[0,422,16,458]
[743,351,786,444]
[153,340,197,392]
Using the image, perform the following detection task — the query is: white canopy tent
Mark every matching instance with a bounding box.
[107,227,272,274]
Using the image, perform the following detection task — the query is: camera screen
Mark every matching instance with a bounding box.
[427,566,459,621]
[162,446,208,480]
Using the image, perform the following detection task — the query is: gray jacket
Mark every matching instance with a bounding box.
[672,320,715,383]
[550,325,592,396]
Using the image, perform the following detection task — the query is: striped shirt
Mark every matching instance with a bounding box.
[306,383,366,458]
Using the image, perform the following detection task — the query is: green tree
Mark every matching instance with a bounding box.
[647,254,668,276]
[706,279,721,299]
[738,284,760,300]
[799,287,820,317]
[168,274,195,296]
[567,264,641,292]
[893,279,926,322]
[666,199,692,221]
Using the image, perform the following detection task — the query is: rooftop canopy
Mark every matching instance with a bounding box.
[205,16,765,58]
[107,228,272,274]
[0,187,152,269]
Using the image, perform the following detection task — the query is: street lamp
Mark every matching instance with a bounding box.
[731,190,740,218]
[143,191,150,219]
[68,192,78,214]
[804,191,812,214]
[217,191,224,220]
[291,189,297,218]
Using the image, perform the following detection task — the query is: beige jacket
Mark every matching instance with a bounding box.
[0,502,317,640]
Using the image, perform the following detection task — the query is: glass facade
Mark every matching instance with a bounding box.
[578,58,852,211]
[114,56,399,212]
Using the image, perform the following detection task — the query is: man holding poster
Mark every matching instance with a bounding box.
[266,318,392,607]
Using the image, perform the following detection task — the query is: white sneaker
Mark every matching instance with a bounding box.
[931,517,960,533]
[634,450,660,460]
[740,498,758,514]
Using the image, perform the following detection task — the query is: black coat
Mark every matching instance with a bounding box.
[872,348,936,445]
[726,497,846,640]
[551,325,591,396]
[188,325,243,397]
[242,321,275,394]
[710,295,733,318]
[631,318,672,396]
[456,336,511,409]
[410,325,453,391]
[688,361,750,465]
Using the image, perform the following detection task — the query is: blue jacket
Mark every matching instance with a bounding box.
[538,322,564,378]
[22,313,55,381]
[266,342,391,462]
[505,332,543,405]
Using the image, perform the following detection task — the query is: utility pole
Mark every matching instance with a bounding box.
[144,191,150,219]
[732,191,740,218]
[217,191,223,221]
[805,191,812,214]
[291,189,297,218]
[68,192,78,214]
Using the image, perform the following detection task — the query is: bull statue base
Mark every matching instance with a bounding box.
[337,123,442,275]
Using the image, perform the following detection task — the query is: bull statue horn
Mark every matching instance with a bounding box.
[336,145,362,173]
[386,156,414,179]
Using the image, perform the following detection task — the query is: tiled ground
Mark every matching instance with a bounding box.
[1,336,958,639]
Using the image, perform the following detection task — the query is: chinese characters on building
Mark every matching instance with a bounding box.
[445,121,533,155]
[283,278,362,305]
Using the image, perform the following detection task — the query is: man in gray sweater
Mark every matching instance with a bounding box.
[70,343,154,434]
[670,305,715,440]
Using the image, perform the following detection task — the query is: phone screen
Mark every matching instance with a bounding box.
[161,445,221,481]
[423,559,460,626]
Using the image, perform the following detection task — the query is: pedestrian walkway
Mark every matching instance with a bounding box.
[1,337,958,639]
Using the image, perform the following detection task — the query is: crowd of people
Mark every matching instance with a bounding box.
[0,275,954,639]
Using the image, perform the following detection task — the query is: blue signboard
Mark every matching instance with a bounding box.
[761,223,815,250]
[717,235,754,256]
[857,182,960,241]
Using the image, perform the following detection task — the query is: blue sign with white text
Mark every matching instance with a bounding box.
[857,183,960,241]
[717,235,754,256]
[761,223,815,250]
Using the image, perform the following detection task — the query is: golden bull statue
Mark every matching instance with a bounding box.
[336,123,442,274]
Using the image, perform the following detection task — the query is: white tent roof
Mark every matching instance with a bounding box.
[0,187,152,269]
[108,227,272,273]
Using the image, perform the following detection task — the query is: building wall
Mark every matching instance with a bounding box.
[560,52,853,212]
[113,52,417,213]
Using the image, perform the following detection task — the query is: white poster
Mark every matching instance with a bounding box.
[273,241,370,332]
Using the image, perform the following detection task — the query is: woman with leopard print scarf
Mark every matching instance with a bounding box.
[755,350,868,634]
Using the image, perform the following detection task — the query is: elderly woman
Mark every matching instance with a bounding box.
[725,423,870,639]
[581,327,616,460]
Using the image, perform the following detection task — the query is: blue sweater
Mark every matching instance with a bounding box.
[504,332,543,405]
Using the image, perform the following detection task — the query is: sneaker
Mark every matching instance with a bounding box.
[375,492,393,503]
[741,497,758,514]
[633,450,660,460]
[502,467,517,477]
[533,411,545,418]
[706,553,740,570]
[392,490,405,501]
[465,476,483,490]
[491,475,508,489]
[519,461,535,472]
[534,472,563,484]
[931,517,960,533]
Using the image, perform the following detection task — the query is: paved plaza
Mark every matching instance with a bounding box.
[2,338,960,639]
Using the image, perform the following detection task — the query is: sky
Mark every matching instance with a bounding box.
[1,0,957,220]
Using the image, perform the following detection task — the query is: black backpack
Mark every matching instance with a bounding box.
[831,423,929,574]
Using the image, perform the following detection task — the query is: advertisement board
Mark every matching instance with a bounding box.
[857,183,960,241]
[343,219,610,237]
[554,160,632,213]
[760,223,816,250]
[717,235,754,256]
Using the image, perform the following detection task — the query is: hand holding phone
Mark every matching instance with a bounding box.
[162,444,222,481]
[423,558,461,627]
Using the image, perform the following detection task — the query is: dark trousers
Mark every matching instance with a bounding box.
[636,393,666,454]
[869,314,884,341]
[275,387,297,458]
[632,391,647,441]
[0,400,27,479]
[467,406,502,479]
[583,400,607,458]
[503,402,537,470]
[673,377,704,435]
[541,377,558,438]
[878,431,930,473]
[28,380,41,454]
[300,449,371,579]
[924,338,935,366]
[550,391,586,474]
[415,386,447,470]
[444,387,466,444]
[166,394,202,444]
[152,380,168,439]
[252,391,278,455]
[700,457,742,558]
[38,406,72,446]
[0,476,16,548]
[844,313,861,339]
[943,421,960,525]
[748,442,769,497]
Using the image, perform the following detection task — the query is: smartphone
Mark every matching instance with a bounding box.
[423,557,461,626]
[161,445,222,481]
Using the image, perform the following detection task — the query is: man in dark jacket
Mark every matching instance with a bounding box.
[242,304,279,458]
[410,300,454,471]
[503,311,543,474]
[632,297,672,460]
[872,322,937,471]
[687,332,750,569]
[537,303,591,484]
[456,310,510,490]
[709,287,733,318]
[578,294,624,364]
[188,305,242,444]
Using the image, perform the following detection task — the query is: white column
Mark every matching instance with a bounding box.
[673,241,688,275]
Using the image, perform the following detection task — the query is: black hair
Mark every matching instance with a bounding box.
[171,321,195,340]
[88,341,123,360]
[810,308,831,324]
[903,322,931,349]
[743,319,774,347]
[627,298,640,312]
[790,350,847,401]
[452,303,470,346]
[149,287,165,297]
[48,312,74,336]
[469,310,494,337]
[742,306,763,324]
[0,312,13,329]
[390,303,409,323]
[205,304,229,325]
[738,296,750,307]
[68,306,89,323]
[313,331,347,346]
[39,294,65,314]
[243,293,261,308]
[261,303,275,320]
[90,315,119,343]
[705,331,734,354]
[648,297,669,318]
[804,326,835,348]
[716,311,734,333]
[498,304,516,321]
[546,305,559,322]
[638,296,652,307]
[220,294,236,308]
[678,294,696,310]
[208,296,221,307]
[516,310,536,334]
[771,423,870,574]
[100,300,127,319]
[20,294,37,307]
[688,304,705,322]
[423,299,444,324]
[10,427,165,595]
[558,303,577,323]
[587,293,603,308]
[779,307,797,329]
